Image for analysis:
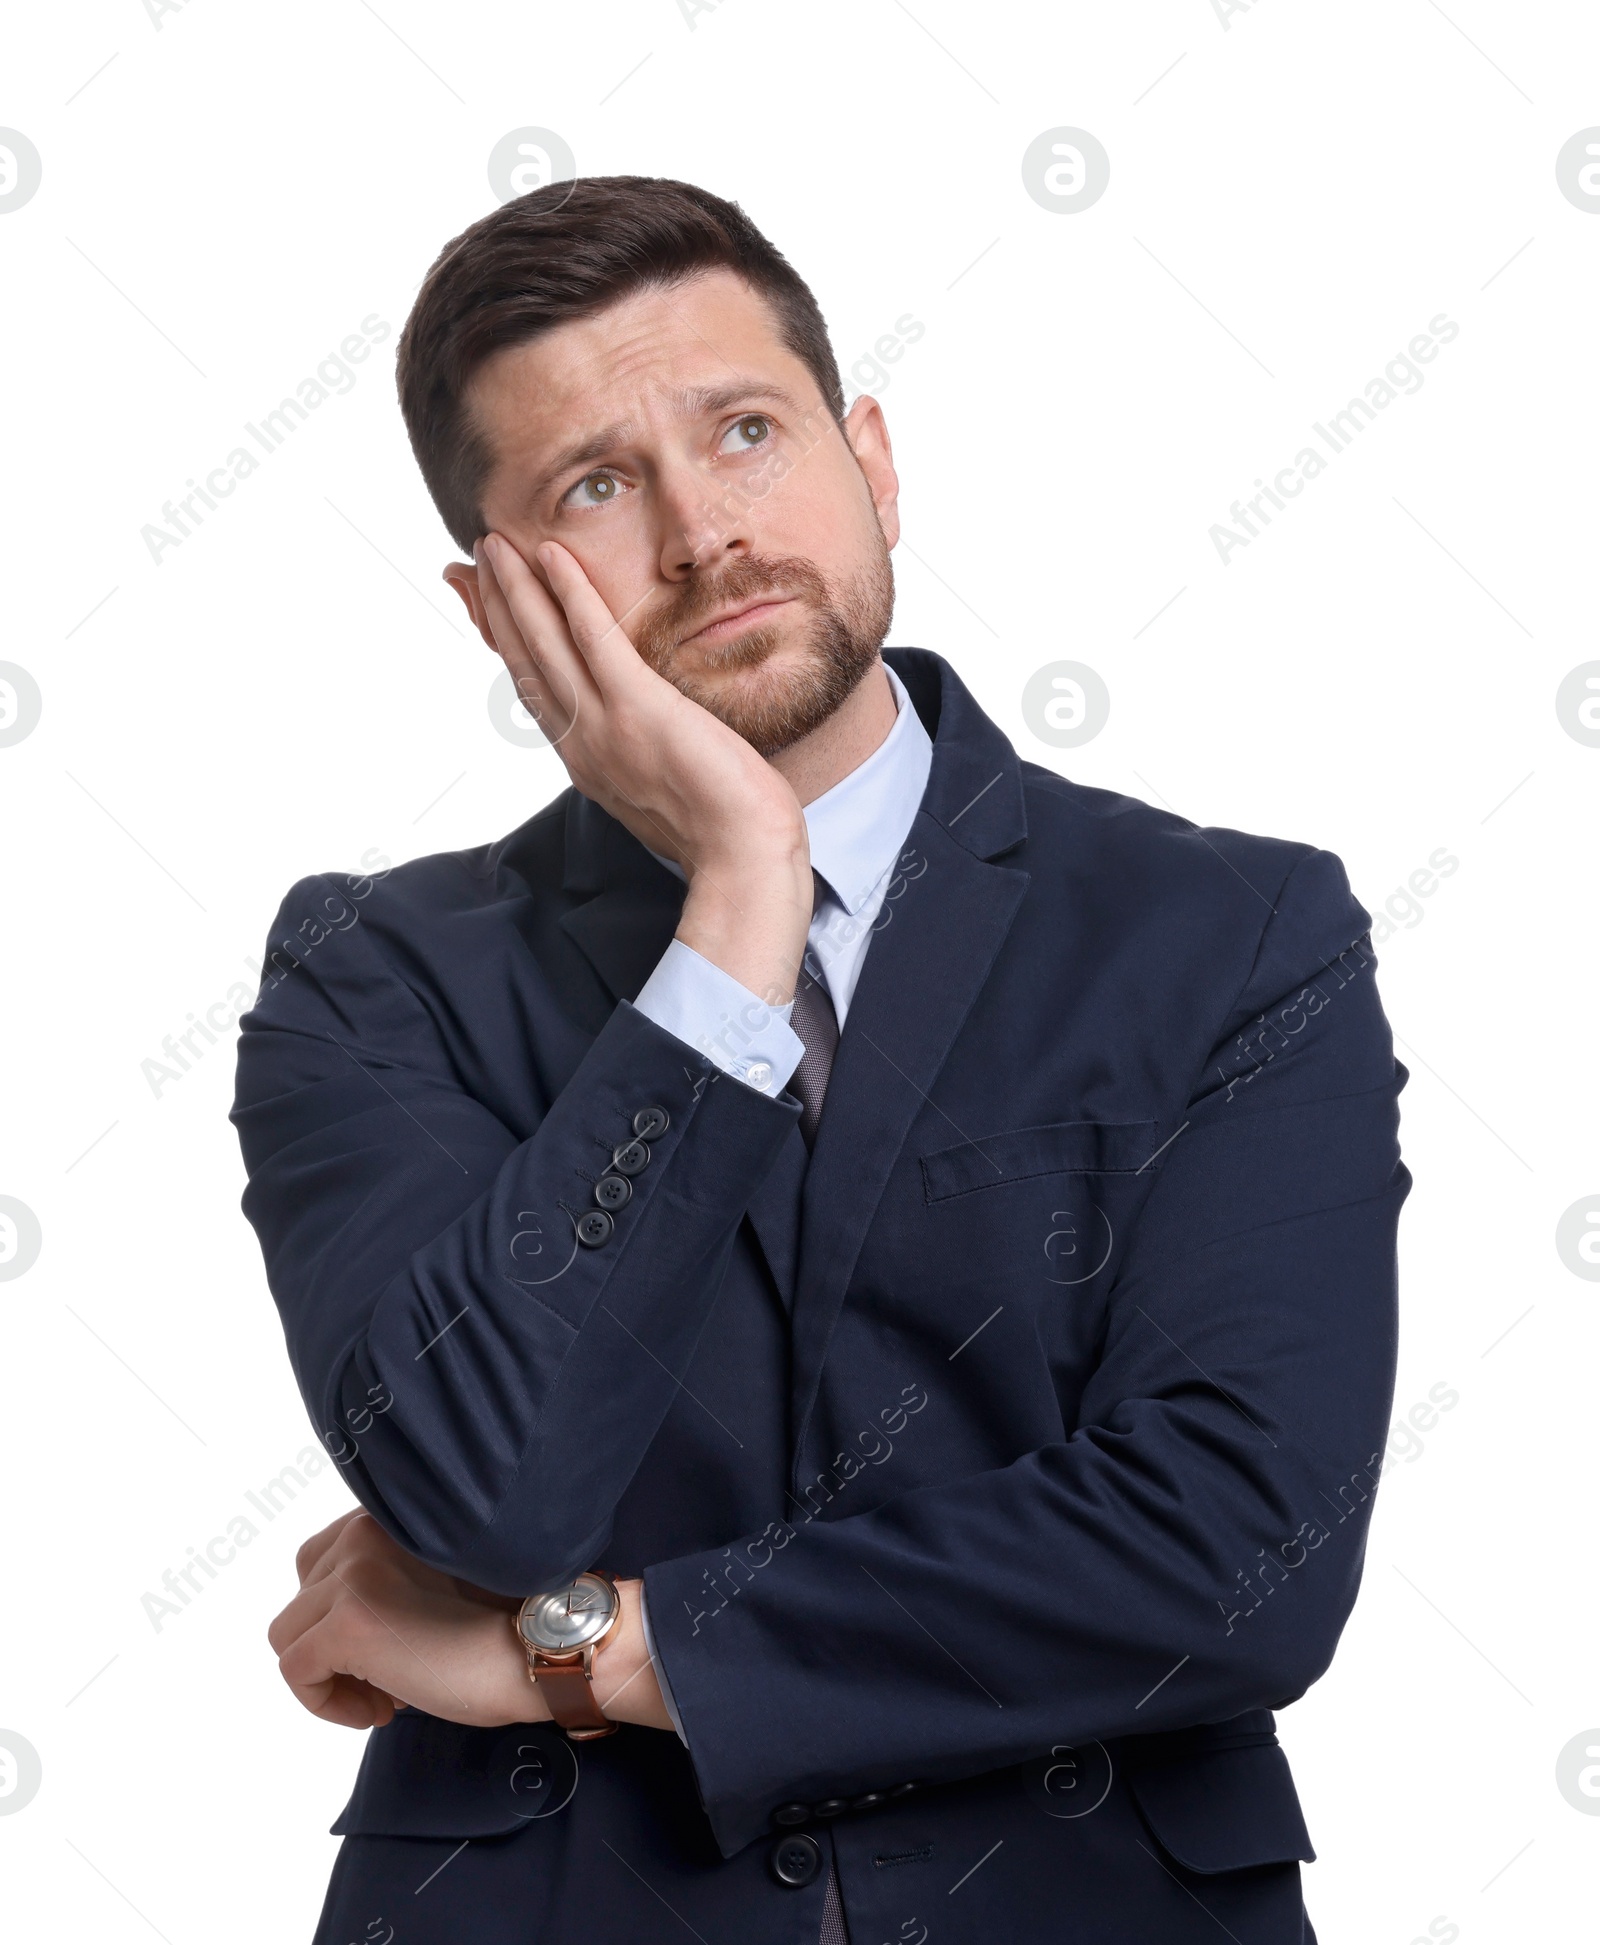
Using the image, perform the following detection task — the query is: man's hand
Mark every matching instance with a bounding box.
[476,533,813,1005]
[268,1511,673,1735]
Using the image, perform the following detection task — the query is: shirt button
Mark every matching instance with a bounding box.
[576,1210,613,1248]
[768,1833,822,1888]
[771,1803,812,1828]
[744,1061,773,1089]
[593,1174,631,1212]
[611,1139,651,1177]
[632,1106,670,1139]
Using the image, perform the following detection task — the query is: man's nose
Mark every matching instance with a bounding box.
[656,460,753,582]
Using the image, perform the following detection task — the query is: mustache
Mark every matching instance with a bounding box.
[631,554,828,664]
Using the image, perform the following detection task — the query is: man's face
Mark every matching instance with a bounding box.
[458,269,899,755]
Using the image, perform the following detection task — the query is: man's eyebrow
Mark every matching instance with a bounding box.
[669,380,802,419]
[527,381,804,503]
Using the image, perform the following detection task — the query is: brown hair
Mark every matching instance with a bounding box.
[395,175,847,554]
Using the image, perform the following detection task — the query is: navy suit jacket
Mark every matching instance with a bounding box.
[231,648,1405,1944]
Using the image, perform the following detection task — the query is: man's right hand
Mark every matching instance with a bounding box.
[476,532,813,1006]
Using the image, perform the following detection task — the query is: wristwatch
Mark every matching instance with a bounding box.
[515,1571,622,1740]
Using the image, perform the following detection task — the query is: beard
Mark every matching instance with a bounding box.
[629,539,894,757]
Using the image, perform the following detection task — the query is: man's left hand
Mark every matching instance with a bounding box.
[268,1511,671,1734]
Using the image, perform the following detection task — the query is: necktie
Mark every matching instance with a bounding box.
[791,877,848,1940]
[788,874,839,1149]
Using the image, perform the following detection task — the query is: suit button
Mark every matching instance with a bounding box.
[593,1173,631,1211]
[771,1802,811,1828]
[576,1210,613,1248]
[611,1138,651,1177]
[769,1833,822,1888]
[851,1792,886,1810]
[812,1798,848,1819]
[633,1106,669,1139]
[888,1783,917,1799]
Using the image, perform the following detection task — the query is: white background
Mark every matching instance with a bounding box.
[2,1,1597,1938]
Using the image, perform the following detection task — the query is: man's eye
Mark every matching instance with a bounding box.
[563,471,627,509]
[720,415,772,453]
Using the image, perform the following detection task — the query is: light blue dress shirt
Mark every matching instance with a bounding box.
[629,660,934,1742]
[633,661,934,1090]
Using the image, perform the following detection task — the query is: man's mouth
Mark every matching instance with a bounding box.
[678,594,795,648]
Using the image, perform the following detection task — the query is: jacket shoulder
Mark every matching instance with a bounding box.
[1014,763,1374,1010]
[1018,761,1317,891]
[265,792,576,940]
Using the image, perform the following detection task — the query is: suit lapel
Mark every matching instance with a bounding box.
[542,649,1033,1364]
[557,795,686,1006]
[558,878,684,1008]
[743,1123,809,1315]
[787,649,1032,1466]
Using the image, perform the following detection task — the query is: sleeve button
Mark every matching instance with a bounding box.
[770,1803,811,1828]
[768,1833,822,1888]
[576,1210,613,1248]
[633,1106,669,1139]
[811,1798,848,1819]
[593,1174,631,1211]
[611,1139,650,1177]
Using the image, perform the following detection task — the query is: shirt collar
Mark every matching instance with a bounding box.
[804,661,931,916]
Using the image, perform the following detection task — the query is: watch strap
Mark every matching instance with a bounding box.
[530,1650,617,1740]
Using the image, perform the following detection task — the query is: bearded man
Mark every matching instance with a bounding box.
[232,176,1406,1945]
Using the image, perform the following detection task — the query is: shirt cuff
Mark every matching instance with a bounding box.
[632,938,804,1099]
[638,1585,688,1746]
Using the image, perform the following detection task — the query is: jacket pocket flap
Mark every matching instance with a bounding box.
[1126,1740,1315,1874]
[331,1714,578,1838]
[921,1120,1160,1202]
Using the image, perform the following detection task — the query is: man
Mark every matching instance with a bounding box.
[231,177,1406,1945]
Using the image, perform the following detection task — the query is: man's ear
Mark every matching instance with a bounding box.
[442,560,500,651]
[843,394,901,551]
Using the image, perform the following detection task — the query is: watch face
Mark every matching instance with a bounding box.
[519,1573,619,1653]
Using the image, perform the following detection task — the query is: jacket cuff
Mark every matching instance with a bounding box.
[637,1585,689,1746]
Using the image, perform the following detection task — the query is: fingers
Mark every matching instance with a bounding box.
[270,1582,397,1729]
[295,1508,403,1597]
[277,1610,401,1731]
[273,1572,411,1731]
[478,535,595,740]
[534,541,654,692]
[307,1677,401,1732]
[474,538,566,737]
[289,1669,393,1732]
[271,1511,534,1734]
[268,1573,339,1660]
[475,547,566,743]
[293,1507,368,1587]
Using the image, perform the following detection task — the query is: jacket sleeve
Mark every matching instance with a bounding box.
[642,848,1408,1856]
[229,872,798,1595]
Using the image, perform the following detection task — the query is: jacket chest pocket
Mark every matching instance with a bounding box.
[915,1120,1164,1297]
[919,1120,1163,1202]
